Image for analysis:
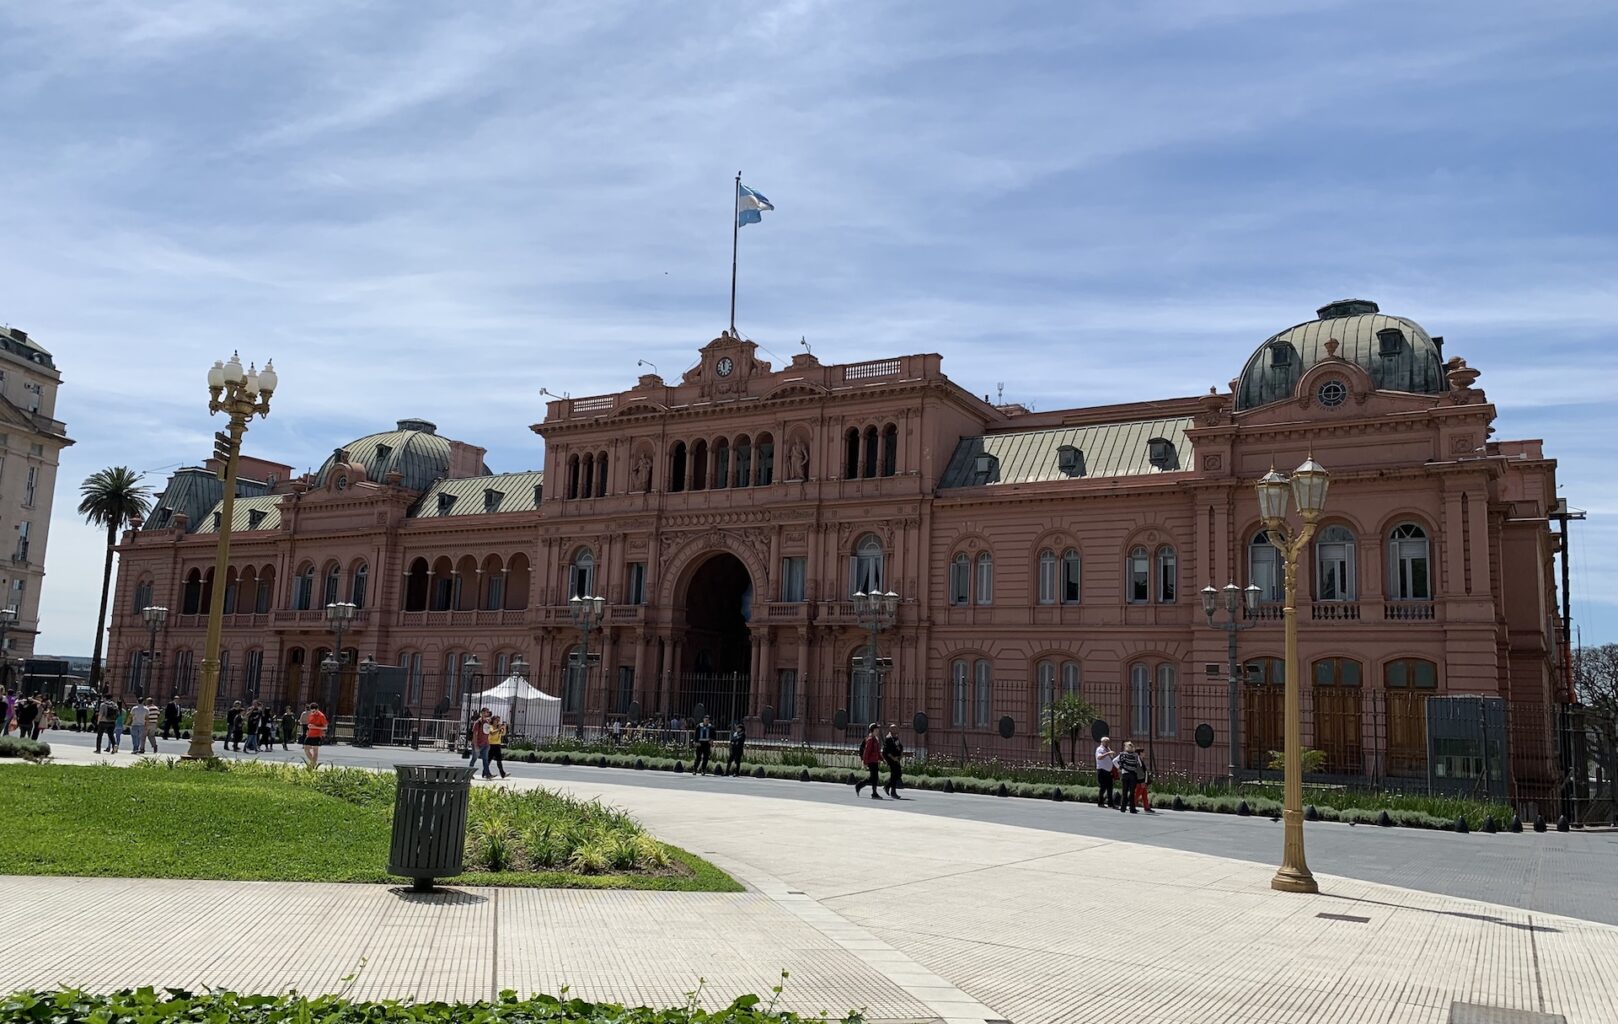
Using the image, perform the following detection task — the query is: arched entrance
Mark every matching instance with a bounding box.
[680,552,753,725]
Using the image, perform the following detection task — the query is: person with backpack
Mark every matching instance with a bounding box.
[94,694,118,753]
[1117,742,1146,814]
[881,725,905,798]
[853,723,884,800]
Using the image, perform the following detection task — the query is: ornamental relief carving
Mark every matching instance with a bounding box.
[1449,433,1479,455]
[1202,454,1224,471]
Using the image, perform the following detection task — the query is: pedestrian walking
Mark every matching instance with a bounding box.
[245,702,263,753]
[75,697,90,732]
[112,701,127,753]
[1095,736,1118,808]
[280,706,296,749]
[144,700,161,752]
[129,697,149,755]
[13,696,38,743]
[487,716,508,778]
[725,722,746,776]
[472,708,493,778]
[163,697,181,739]
[853,723,884,799]
[692,716,714,775]
[226,701,245,751]
[3,689,15,735]
[1117,742,1145,814]
[882,724,905,798]
[610,718,623,745]
[256,707,275,753]
[94,693,118,753]
[301,702,328,768]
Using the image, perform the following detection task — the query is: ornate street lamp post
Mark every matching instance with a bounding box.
[459,655,483,755]
[187,353,276,760]
[140,605,169,699]
[1200,582,1260,783]
[851,589,899,724]
[322,601,357,716]
[1256,456,1330,894]
[567,594,605,723]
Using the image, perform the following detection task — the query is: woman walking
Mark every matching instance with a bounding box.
[487,716,508,779]
[111,701,127,753]
[853,723,884,800]
[1117,742,1145,814]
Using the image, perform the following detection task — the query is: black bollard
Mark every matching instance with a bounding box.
[1509,814,1523,833]
[1482,816,1498,834]
[1533,814,1547,833]
[1304,804,1319,822]
[1455,816,1469,834]
[1556,815,1569,832]
[1236,800,1251,816]
[1377,810,1393,828]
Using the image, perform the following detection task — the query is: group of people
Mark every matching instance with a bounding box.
[3,689,54,739]
[1094,736,1152,813]
[466,708,511,778]
[687,715,750,776]
[856,723,906,799]
[218,700,328,767]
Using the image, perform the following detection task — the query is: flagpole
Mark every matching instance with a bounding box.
[729,171,741,335]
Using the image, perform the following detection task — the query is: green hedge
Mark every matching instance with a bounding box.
[0,987,849,1024]
[0,736,49,761]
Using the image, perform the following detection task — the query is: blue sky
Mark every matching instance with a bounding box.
[2,0,1615,656]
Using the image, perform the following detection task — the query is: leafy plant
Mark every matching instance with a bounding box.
[1266,748,1328,774]
[1038,694,1098,767]
[0,737,50,761]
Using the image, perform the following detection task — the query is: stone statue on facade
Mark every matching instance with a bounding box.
[786,440,809,480]
[630,453,652,492]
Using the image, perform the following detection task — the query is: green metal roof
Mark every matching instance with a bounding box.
[193,495,283,534]
[940,417,1193,489]
[410,471,544,518]
[315,419,488,492]
[1235,300,1447,410]
[142,468,270,533]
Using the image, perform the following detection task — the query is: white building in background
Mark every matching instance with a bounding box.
[0,324,73,673]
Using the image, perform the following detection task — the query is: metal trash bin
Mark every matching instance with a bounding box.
[388,764,474,891]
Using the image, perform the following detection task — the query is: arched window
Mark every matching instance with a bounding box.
[690,440,708,491]
[582,453,595,498]
[566,454,581,499]
[1037,660,1057,719]
[734,435,752,488]
[1388,523,1431,600]
[404,558,429,612]
[844,428,861,480]
[976,552,993,605]
[323,563,341,607]
[754,432,774,486]
[713,438,730,489]
[350,563,369,608]
[1249,531,1282,604]
[569,549,595,599]
[1156,546,1176,603]
[1315,525,1356,601]
[1038,549,1057,605]
[182,569,202,615]
[1156,664,1178,738]
[596,451,608,496]
[863,426,879,478]
[850,534,884,594]
[1062,661,1080,696]
[973,659,992,727]
[1061,549,1081,604]
[173,648,195,695]
[951,660,969,727]
[880,424,898,477]
[949,553,970,606]
[1129,663,1150,734]
[292,565,316,611]
[1127,547,1149,603]
[132,578,154,612]
[670,442,687,493]
[255,566,275,613]
[222,568,238,615]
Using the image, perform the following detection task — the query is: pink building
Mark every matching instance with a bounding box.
[108,300,1566,797]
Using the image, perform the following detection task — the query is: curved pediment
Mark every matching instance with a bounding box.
[613,401,668,418]
[763,381,828,401]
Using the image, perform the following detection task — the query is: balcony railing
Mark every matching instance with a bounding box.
[764,601,809,623]
[819,601,859,625]
[1310,602,1361,621]
[1383,600,1436,621]
[609,605,645,624]
[1244,604,1286,621]
[396,608,528,627]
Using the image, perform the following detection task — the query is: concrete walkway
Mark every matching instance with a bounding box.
[6,747,1615,1022]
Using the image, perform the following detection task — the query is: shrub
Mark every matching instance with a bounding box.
[1266,748,1328,774]
[778,748,821,768]
[0,737,50,761]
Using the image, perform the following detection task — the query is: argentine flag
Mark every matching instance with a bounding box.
[737,184,774,227]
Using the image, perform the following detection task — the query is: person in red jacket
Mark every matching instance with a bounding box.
[853,723,884,800]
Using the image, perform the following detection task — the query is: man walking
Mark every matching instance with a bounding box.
[882,724,905,798]
[226,701,245,752]
[692,716,715,775]
[1095,735,1117,809]
[163,696,181,739]
[725,722,746,776]
[280,706,296,750]
[144,699,161,752]
[301,702,328,768]
[1116,742,1145,814]
[14,695,39,743]
[854,723,884,800]
[75,697,90,732]
[129,697,149,756]
[244,701,263,753]
[94,693,118,753]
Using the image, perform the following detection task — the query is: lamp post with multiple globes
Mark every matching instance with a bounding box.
[1255,456,1331,894]
[186,353,276,761]
[851,589,900,724]
[1200,582,1261,783]
[140,605,169,699]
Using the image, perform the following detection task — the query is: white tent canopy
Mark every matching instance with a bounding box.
[470,675,562,738]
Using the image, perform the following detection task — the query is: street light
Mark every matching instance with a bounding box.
[1200,583,1261,783]
[187,352,276,760]
[459,655,483,755]
[851,589,900,724]
[323,601,357,715]
[140,605,169,699]
[1256,456,1330,895]
[0,605,17,692]
[567,594,605,723]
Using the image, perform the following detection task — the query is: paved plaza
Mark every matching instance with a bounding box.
[5,736,1616,1023]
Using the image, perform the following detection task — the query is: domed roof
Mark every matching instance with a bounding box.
[1235,300,1448,411]
[316,419,469,492]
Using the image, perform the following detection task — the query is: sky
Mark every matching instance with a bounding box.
[1,0,1615,657]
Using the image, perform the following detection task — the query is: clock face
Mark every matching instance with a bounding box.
[716,356,734,378]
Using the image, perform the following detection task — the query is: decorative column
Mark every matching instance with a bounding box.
[632,629,647,711]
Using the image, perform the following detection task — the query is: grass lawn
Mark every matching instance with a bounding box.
[0,763,737,892]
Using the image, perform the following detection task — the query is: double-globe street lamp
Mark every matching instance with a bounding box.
[322,601,358,715]
[140,605,169,699]
[852,589,899,725]
[1255,456,1331,895]
[187,353,277,761]
[1200,582,1261,783]
[568,595,605,724]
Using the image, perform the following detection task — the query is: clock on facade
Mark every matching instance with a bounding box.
[716,356,734,377]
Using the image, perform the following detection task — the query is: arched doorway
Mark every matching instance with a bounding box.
[680,552,753,725]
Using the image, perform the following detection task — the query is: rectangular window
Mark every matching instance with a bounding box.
[23,466,36,506]
[13,521,29,562]
[627,562,647,605]
[1038,554,1057,605]
[1128,552,1149,603]
[486,573,505,610]
[951,661,968,727]
[1156,664,1178,738]
[976,555,993,605]
[1157,549,1176,603]
[255,580,272,614]
[973,660,992,727]
[780,557,806,602]
[245,649,264,698]
[615,667,634,715]
[29,443,42,456]
[293,574,313,611]
[1130,664,1151,735]
[949,558,969,605]
[776,669,798,720]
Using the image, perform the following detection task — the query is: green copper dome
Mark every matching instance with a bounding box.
[1235,300,1448,411]
[316,419,483,492]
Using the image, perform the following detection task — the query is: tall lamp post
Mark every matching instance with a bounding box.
[322,601,357,716]
[1200,583,1261,783]
[567,594,605,723]
[1256,456,1330,895]
[140,605,169,699]
[852,590,899,724]
[460,655,483,754]
[187,352,276,760]
[0,605,17,692]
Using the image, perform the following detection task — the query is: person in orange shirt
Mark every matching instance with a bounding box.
[302,702,328,769]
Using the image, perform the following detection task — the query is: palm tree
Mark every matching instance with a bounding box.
[79,466,152,690]
[1040,692,1099,768]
